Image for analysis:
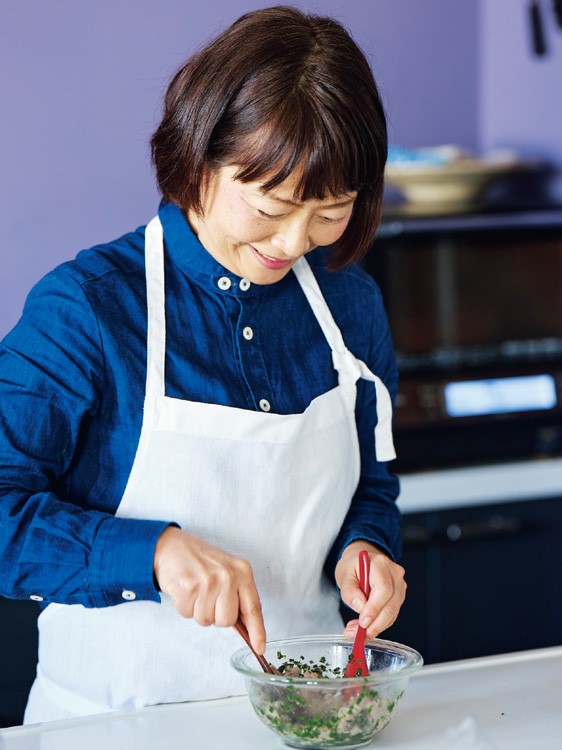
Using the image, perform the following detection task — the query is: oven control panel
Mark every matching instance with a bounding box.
[395,367,562,429]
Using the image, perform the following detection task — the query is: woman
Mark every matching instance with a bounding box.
[0,6,405,722]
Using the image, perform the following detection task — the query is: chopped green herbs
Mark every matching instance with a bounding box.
[275,652,343,678]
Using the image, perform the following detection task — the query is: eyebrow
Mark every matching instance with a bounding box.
[257,191,356,209]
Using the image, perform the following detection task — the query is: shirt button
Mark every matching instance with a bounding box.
[239,278,251,291]
[218,276,232,290]
[30,594,44,602]
[122,590,137,601]
[243,326,254,340]
[259,399,271,412]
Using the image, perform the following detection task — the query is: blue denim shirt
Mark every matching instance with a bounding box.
[0,201,401,609]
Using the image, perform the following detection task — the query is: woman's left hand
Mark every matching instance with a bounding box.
[335,540,406,641]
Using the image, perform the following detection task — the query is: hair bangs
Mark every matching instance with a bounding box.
[152,6,388,268]
[229,105,371,202]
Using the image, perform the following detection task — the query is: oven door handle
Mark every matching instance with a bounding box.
[402,515,524,547]
[444,514,523,542]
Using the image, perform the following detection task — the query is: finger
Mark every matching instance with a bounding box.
[238,584,266,655]
[191,572,220,627]
[193,560,248,627]
[359,578,393,630]
[364,595,397,636]
[342,618,360,639]
[190,560,237,626]
[363,580,406,639]
[239,591,266,654]
[364,595,403,640]
[359,555,406,628]
[339,568,368,615]
[214,583,242,628]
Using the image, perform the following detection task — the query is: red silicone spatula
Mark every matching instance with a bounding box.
[344,549,371,678]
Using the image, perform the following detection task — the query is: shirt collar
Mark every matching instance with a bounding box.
[157,199,269,297]
[157,199,328,296]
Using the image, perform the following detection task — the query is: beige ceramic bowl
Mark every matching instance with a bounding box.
[385,159,527,213]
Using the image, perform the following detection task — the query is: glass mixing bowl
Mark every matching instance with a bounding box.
[231,634,423,749]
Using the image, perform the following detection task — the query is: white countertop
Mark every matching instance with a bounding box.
[397,456,562,513]
[2,645,562,749]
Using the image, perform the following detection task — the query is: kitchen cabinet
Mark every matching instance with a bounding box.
[381,495,562,664]
[0,598,39,727]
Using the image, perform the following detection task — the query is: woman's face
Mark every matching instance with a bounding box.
[188,166,357,285]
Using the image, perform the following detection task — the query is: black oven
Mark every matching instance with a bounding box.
[361,209,562,472]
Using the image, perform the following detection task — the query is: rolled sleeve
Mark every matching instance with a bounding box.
[90,516,174,606]
[0,266,171,607]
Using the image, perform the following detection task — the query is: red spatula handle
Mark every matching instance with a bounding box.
[344,550,371,678]
[359,549,371,599]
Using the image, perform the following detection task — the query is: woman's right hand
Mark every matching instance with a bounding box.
[153,526,266,654]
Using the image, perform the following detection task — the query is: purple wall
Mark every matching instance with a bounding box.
[0,0,479,337]
[481,0,562,164]
[5,1,558,338]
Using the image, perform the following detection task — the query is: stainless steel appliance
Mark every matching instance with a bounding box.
[361,208,562,471]
[358,208,562,665]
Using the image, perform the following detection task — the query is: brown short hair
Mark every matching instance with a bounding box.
[151,5,387,269]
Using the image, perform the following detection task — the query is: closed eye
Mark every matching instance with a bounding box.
[320,215,347,223]
[257,209,285,219]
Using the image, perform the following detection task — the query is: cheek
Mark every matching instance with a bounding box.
[228,218,271,245]
[225,198,270,243]
[313,218,352,246]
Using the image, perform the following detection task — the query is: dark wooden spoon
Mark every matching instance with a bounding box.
[233,617,279,674]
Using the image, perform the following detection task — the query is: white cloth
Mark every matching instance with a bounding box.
[25,216,394,722]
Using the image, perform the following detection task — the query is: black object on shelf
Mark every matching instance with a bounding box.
[553,0,562,28]
[529,0,548,56]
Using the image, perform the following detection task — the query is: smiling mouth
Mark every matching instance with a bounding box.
[250,246,292,269]
[256,248,284,261]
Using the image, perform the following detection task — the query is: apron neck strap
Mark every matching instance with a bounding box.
[291,258,341,346]
[292,258,396,461]
[144,216,167,396]
[292,257,360,381]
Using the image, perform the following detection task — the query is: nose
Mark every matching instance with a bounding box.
[270,220,311,258]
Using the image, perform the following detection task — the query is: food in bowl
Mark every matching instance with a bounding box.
[231,635,423,749]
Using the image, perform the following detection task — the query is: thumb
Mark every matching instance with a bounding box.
[340,572,367,615]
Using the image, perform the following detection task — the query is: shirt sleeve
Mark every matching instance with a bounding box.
[0,268,170,607]
[324,281,402,581]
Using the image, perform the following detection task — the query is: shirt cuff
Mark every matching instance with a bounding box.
[89,515,177,607]
[338,534,397,564]
[324,531,400,584]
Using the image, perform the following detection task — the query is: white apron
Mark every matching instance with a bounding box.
[25,216,395,722]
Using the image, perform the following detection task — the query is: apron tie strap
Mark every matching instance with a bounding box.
[293,258,396,462]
